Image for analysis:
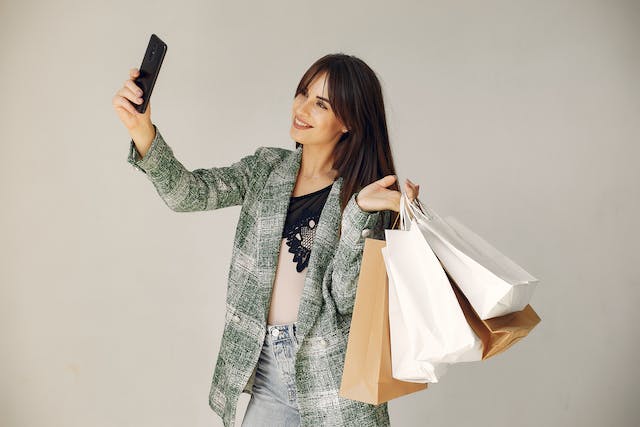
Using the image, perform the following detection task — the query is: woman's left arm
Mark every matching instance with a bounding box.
[329,193,388,316]
[329,176,419,316]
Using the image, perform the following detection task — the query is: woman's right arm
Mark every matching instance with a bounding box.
[127,124,265,211]
[114,67,263,212]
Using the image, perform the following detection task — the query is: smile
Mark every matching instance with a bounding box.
[293,116,313,129]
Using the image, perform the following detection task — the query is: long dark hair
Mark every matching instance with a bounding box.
[293,53,400,229]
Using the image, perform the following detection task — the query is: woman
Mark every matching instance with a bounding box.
[113,53,419,426]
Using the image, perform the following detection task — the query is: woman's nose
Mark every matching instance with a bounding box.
[296,97,313,116]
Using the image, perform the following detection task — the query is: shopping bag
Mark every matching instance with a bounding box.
[382,196,482,378]
[381,245,451,383]
[339,238,427,405]
[407,196,539,319]
[445,269,542,359]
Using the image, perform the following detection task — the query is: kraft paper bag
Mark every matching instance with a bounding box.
[339,238,427,405]
[444,269,541,359]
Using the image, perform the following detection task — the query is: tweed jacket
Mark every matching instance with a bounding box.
[127,125,392,426]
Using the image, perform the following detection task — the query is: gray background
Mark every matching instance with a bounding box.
[1,0,638,426]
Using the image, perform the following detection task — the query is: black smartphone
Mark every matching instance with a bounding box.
[134,34,167,114]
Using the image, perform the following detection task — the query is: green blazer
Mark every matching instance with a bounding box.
[127,125,391,426]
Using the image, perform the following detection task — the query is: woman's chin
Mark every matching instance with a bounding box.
[290,128,305,144]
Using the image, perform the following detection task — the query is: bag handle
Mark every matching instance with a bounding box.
[405,193,441,223]
[389,176,432,230]
[390,200,411,230]
[398,191,419,231]
[391,210,400,229]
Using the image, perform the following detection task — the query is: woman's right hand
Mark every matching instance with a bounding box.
[355,176,420,213]
[113,67,155,156]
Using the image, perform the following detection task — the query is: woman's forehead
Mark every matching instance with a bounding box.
[306,71,330,97]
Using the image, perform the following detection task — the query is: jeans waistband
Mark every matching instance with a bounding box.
[265,322,297,342]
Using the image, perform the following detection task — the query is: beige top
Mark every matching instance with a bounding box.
[266,182,333,325]
[267,238,308,325]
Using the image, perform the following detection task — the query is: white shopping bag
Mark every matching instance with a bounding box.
[381,245,450,383]
[382,196,482,383]
[408,197,539,319]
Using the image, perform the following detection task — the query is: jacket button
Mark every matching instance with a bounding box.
[319,338,327,348]
[271,329,280,338]
[361,228,372,238]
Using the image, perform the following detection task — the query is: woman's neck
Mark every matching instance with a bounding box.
[298,144,338,180]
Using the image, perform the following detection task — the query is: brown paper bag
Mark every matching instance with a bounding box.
[444,270,541,359]
[339,238,427,404]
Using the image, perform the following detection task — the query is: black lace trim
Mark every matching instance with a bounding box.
[281,183,332,272]
[283,208,319,272]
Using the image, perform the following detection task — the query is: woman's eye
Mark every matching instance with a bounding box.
[316,101,327,109]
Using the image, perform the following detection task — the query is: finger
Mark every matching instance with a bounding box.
[119,96,139,116]
[405,179,421,197]
[130,68,140,77]
[114,95,139,115]
[405,178,419,188]
[118,86,143,105]
[405,183,417,200]
[125,79,143,97]
[126,79,143,96]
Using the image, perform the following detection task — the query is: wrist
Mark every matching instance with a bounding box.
[355,192,366,212]
[130,123,156,158]
[341,193,382,245]
[355,191,378,214]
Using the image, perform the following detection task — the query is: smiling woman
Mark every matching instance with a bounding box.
[290,71,345,145]
[288,54,411,220]
[117,52,419,427]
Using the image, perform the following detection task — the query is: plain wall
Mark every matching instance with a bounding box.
[1,0,638,426]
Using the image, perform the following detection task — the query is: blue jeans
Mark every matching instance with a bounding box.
[241,322,301,427]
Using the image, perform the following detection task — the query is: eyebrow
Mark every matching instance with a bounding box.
[301,85,331,105]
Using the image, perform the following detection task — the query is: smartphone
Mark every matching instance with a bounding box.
[133,34,167,114]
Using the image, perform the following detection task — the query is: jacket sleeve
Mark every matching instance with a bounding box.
[127,124,265,212]
[329,192,391,316]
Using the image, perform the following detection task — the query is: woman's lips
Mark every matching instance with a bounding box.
[293,116,313,129]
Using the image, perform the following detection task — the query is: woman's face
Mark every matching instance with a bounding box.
[290,71,348,147]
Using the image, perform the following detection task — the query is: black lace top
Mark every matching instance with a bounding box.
[282,182,333,272]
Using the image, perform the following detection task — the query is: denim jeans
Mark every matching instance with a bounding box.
[241,322,301,427]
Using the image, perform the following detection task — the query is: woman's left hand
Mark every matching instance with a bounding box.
[355,175,420,213]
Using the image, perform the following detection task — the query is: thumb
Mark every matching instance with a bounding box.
[377,174,397,188]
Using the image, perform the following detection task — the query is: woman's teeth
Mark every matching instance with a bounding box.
[295,117,312,128]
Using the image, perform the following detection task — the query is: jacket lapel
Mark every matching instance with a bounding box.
[295,176,342,342]
[255,146,343,343]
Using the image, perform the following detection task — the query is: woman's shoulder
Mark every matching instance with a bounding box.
[253,145,295,157]
[250,145,296,167]
[256,146,295,157]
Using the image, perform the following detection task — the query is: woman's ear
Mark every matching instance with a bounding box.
[339,118,349,134]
